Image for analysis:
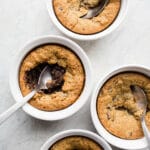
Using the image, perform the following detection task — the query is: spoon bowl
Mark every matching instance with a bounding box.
[37,66,52,90]
[130,85,147,118]
[81,0,109,19]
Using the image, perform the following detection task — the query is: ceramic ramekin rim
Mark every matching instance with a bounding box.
[9,35,93,121]
[40,129,112,150]
[91,64,150,150]
[46,0,129,41]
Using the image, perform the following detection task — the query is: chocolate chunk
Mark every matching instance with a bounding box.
[25,63,66,94]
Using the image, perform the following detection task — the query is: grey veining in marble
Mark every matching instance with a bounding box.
[0,0,150,149]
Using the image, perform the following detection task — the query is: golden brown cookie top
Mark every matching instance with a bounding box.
[19,44,85,111]
[49,136,103,150]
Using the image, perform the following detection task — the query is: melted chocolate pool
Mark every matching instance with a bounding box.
[25,63,66,94]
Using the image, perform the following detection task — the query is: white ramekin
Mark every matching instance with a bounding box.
[46,0,128,41]
[41,129,112,150]
[91,65,150,150]
[9,35,92,121]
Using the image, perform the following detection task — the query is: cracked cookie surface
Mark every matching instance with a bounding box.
[19,44,85,111]
[49,136,103,150]
[97,72,150,139]
[53,0,121,34]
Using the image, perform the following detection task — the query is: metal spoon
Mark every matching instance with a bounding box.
[130,85,150,149]
[81,0,109,19]
[0,66,52,125]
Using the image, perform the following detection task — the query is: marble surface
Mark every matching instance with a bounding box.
[0,0,150,149]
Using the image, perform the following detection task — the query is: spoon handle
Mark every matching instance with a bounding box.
[0,90,36,125]
[141,119,150,150]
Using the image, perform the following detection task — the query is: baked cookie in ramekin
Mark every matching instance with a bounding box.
[41,129,112,150]
[9,35,92,121]
[19,44,85,111]
[46,0,128,40]
[91,65,150,150]
[53,0,121,35]
[97,72,150,140]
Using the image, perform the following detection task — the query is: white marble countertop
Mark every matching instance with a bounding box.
[0,0,150,149]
